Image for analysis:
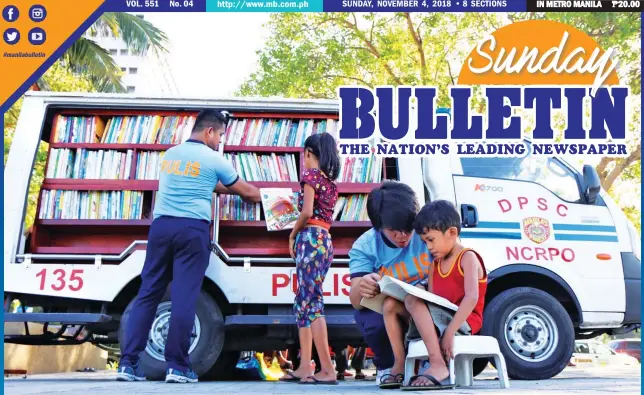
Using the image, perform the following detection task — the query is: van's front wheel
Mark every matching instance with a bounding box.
[481,287,574,380]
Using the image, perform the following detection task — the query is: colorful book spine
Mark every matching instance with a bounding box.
[38,190,144,220]
[136,151,166,180]
[218,195,261,221]
[52,115,106,144]
[338,155,383,183]
[224,152,299,182]
[46,148,134,180]
[336,194,369,221]
[225,118,338,147]
[100,115,196,144]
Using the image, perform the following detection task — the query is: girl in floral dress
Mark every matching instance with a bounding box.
[280,132,340,385]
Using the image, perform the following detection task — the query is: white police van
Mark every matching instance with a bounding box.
[4,92,640,381]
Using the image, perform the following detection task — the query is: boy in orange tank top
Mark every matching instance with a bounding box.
[385,200,487,390]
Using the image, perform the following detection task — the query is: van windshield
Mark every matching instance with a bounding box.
[460,141,582,203]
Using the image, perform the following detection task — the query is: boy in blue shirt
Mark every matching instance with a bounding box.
[348,181,432,387]
[118,109,260,384]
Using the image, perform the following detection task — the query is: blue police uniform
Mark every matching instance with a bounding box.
[120,139,238,374]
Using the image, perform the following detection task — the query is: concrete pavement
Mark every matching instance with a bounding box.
[4,365,641,395]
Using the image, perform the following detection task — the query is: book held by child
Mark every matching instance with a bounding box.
[360,275,458,314]
[260,188,300,231]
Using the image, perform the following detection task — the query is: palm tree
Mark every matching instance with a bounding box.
[57,12,169,93]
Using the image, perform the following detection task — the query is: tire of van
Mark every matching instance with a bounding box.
[481,287,574,380]
[118,289,225,381]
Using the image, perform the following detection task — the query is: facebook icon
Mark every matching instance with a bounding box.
[2,5,19,22]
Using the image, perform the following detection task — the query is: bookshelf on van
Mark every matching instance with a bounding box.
[31,108,397,259]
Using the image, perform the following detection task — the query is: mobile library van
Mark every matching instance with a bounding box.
[4,92,640,381]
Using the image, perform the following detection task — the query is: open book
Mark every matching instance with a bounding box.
[260,188,300,231]
[360,276,458,314]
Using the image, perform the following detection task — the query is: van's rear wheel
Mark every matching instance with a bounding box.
[481,287,574,380]
[119,289,225,381]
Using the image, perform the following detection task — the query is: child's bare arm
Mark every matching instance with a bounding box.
[444,252,480,336]
[288,184,314,258]
[416,263,434,291]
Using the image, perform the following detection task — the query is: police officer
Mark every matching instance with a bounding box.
[117,109,261,383]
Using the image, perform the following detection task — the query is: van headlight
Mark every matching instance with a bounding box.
[626,221,641,261]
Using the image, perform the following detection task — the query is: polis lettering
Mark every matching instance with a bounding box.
[272,273,352,297]
[160,160,201,177]
[377,252,431,283]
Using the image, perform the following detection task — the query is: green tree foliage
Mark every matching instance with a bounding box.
[239,12,641,231]
[239,13,500,107]
[5,14,168,231]
[4,62,96,230]
[65,12,168,93]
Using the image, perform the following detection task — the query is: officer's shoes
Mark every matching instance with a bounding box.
[116,364,146,382]
[165,368,198,383]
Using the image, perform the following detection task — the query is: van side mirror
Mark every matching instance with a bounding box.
[583,165,601,205]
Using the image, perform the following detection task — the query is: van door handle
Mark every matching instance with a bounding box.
[460,204,479,228]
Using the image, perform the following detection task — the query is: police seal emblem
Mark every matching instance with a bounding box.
[523,217,550,244]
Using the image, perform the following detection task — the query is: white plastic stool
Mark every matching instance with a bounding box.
[404,336,510,389]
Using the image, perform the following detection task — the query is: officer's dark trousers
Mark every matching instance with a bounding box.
[120,216,210,372]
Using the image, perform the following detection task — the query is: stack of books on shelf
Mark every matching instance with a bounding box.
[51,114,196,144]
[136,151,165,180]
[224,152,299,182]
[34,110,385,257]
[39,190,144,220]
[46,148,134,180]
[224,118,338,147]
[334,194,369,222]
[338,155,383,183]
[219,195,261,221]
[51,116,106,144]
[100,115,196,144]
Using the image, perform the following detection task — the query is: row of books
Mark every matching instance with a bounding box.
[334,194,369,222]
[217,193,368,223]
[136,151,165,180]
[39,190,145,220]
[51,115,340,147]
[218,194,262,221]
[51,116,106,144]
[51,115,197,145]
[46,148,134,180]
[224,118,338,147]
[100,115,196,145]
[43,149,384,185]
[224,152,299,182]
[338,155,384,183]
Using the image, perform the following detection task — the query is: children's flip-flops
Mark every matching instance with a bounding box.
[378,373,404,389]
[298,376,339,385]
[279,371,303,382]
[400,374,455,391]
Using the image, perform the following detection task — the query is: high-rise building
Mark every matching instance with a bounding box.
[84,14,178,95]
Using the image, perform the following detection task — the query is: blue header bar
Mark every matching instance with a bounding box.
[324,0,526,12]
[207,0,323,12]
[104,0,207,12]
[103,0,642,12]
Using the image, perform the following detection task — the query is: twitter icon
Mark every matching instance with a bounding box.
[4,28,20,45]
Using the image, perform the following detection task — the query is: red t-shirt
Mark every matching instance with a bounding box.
[432,248,487,334]
[298,168,338,225]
